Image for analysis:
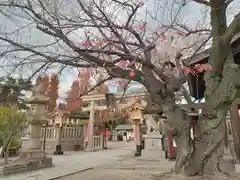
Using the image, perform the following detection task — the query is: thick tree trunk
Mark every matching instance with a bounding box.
[229,100,240,164]
[164,105,227,176]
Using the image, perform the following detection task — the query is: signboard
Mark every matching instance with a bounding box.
[173,140,177,147]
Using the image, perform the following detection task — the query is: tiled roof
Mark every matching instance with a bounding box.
[115,124,133,131]
[182,33,240,66]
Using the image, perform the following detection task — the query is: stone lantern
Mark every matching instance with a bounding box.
[126,100,146,156]
[21,80,53,169]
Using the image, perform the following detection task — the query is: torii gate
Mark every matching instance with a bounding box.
[81,92,147,152]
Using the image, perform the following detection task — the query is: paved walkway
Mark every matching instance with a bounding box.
[57,151,175,180]
[2,142,135,180]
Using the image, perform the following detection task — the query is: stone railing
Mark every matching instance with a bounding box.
[41,126,86,151]
[93,135,103,151]
[110,131,118,141]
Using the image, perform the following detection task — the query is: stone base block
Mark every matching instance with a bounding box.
[135,145,142,157]
[141,149,164,161]
[53,151,63,155]
[53,145,63,155]
[235,164,240,173]
[0,157,53,176]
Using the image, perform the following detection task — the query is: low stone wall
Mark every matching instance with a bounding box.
[111,131,118,141]
[40,126,86,151]
[0,157,52,176]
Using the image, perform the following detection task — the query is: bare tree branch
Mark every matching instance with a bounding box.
[222,12,240,44]
[192,0,211,6]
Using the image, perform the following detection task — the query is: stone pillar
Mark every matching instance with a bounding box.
[26,104,47,159]
[86,100,95,152]
[53,124,63,155]
[133,120,141,156]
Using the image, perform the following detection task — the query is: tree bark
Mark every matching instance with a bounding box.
[4,137,13,164]
[229,100,240,164]
[163,105,227,176]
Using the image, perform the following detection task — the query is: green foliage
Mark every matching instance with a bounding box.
[106,117,128,130]
[77,119,88,125]
[9,136,21,149]
[0,105,26,158]
[0,77,32,109]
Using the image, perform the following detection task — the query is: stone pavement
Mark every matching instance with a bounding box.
[0,142,135,180]
[57,151,175,180]
[56,153,238,180]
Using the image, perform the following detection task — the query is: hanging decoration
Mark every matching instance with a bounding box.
[181,63,213,75]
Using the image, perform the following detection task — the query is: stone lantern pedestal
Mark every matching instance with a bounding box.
[53,123,63,155]
[132,119,142,156]
[126,100,146,157]
[141,132,164,160]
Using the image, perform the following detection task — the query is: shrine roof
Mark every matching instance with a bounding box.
[182,33,240,66]
[70,108,89,119]
[115,124,133,131]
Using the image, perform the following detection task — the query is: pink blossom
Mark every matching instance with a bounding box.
[176,31,185,36]
[139,24,146,31]
[161,33,166,40]
[82,41,90,47]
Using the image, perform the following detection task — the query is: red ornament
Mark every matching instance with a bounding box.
[139,24,146,31]
[129,71,135,77]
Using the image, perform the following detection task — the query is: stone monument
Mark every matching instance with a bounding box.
[141,115,164,160]
[0,79,53,176]
[141,132,164,160]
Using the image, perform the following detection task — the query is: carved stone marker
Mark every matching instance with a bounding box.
[141,132,164,160]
